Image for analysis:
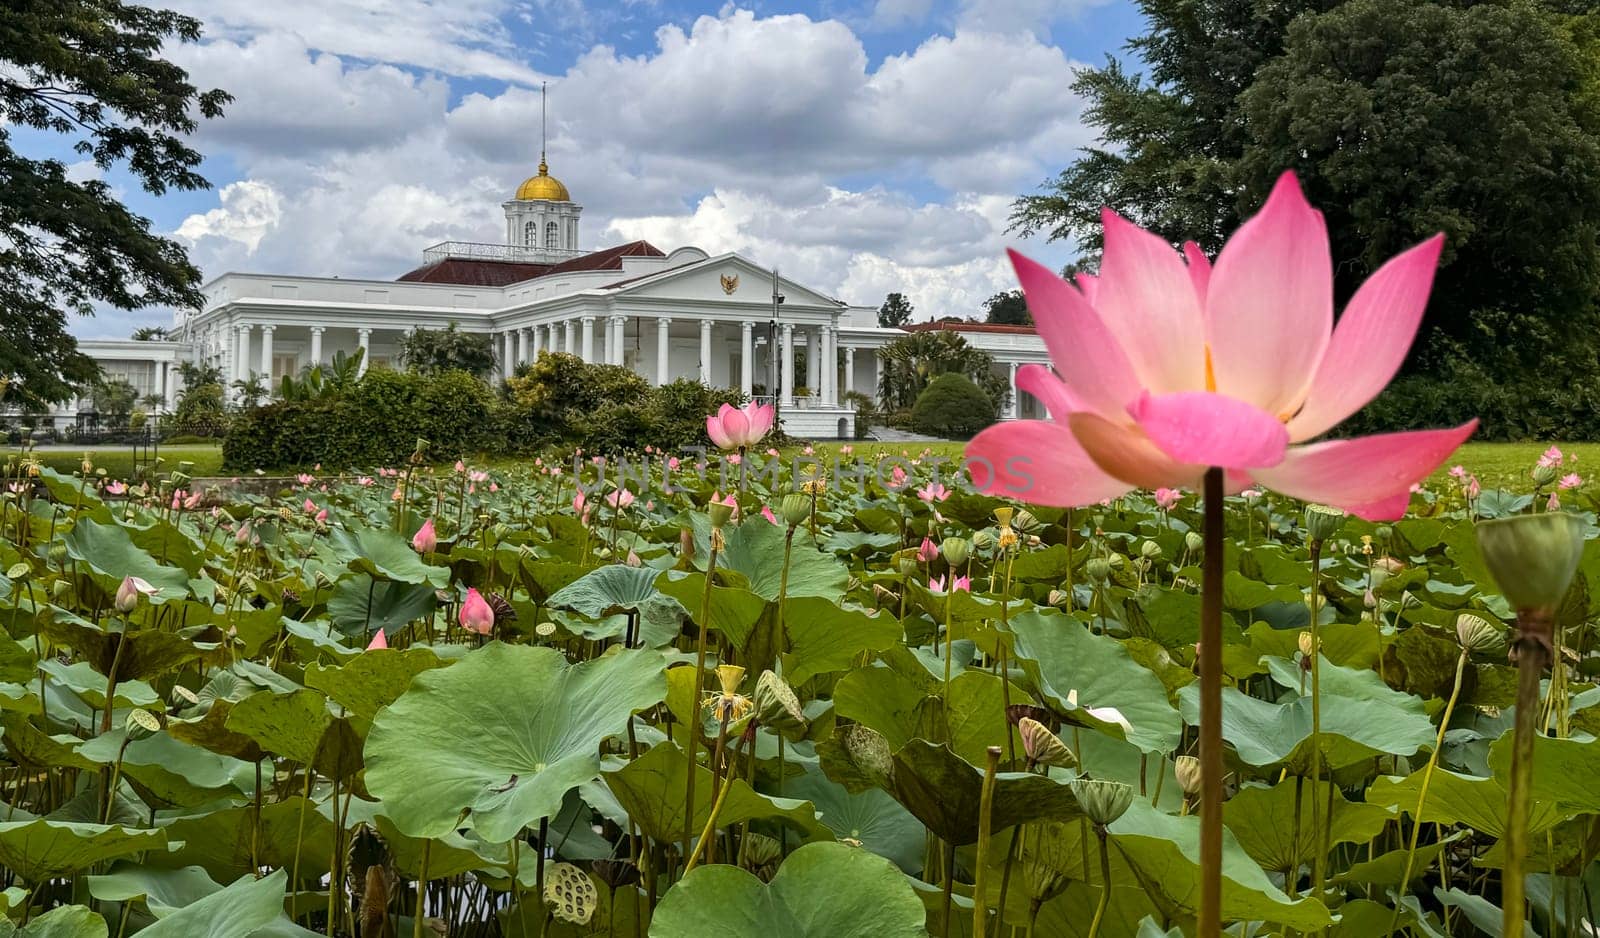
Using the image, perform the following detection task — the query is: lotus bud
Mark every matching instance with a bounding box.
[80,454,93,475]
[993,506,1015,529]
[1185,531,1204,553]
[1456,613,1508,655]
[1173,755,1203,796]
[115,576,155,614]
[1297,631,1316,658]
[1071,777,1135,826]
[941,537,971,568]
[1047,588,1068,607]
[779,493,810,527]
[1363,588,1377,609]
[458,587,495,634]
[971,529,995,551]
[1019,718,1076,769]
[47,542,68,567]
[753,671,808,737]
[1533,463,1560,487]
[411,518,438,554]
[1475,513,1586,614]
[1140,540,1162,561]
[1303,504,1345,544]
[1085,557,1112,583]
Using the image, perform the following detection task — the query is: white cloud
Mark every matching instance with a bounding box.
[955,0,1117,36]
[169,0,541,83]
[176,180,284,254]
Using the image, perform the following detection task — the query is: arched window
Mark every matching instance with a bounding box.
[546,221,560,250]
[524,221,535,246]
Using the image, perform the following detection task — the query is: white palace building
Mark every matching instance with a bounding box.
[52,158,1049,439]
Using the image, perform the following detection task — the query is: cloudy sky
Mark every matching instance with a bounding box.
[48,0,1145,338]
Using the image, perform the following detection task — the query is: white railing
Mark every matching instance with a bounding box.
[421,242,586,265]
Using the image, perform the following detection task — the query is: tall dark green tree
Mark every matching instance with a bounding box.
[1012,0,1600,375]
[983,289,1031,326]
[877,292,914,328]
[0,0,229,410]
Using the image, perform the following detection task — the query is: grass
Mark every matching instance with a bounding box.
[22,443,226,480]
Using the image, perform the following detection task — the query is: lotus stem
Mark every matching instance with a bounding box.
[1085,828,1113,938]
[1197,466,1224,938]
[1307,537,1325,903]
[683,750,737,874]
[972,746,1002,936]
[414,838,431,938]
[684,538,721,861]
[1503,608,1553,938]
[1387,648,1468,936]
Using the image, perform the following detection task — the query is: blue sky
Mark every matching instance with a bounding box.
[57,0,1147,337]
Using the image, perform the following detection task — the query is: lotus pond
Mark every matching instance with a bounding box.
[0,444,1594,937]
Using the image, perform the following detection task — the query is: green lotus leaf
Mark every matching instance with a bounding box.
[329,527,451,587]
[1223,780,1392,874]
[366,642,668,841]
[655,570,768,647]
[600,740,818,845]
[327,575,437,637]
[1486,732,1600,815]
[1176,685,1435,772]
[782,597,903,684]
[303,647,448,723]
[0,903,108,938]
[695,515,849,601]
[0,819,167,882]
[37,618,200,683]
[786,769,924,873]
[131,868,293,938]
[61,518,189,601]
[1109,800,1331,930]
[78,729,255,806]
[150,798,334,883]
[1367,767,1563,840]
[1009,608,1183,754]
[548,565,687,647]
[648,841,926,937]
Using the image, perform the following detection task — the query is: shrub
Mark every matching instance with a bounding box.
[649,379,746,451]
[910,373,994,438]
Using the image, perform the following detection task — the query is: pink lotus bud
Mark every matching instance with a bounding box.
[454,460,466,473]
[314,509,328,524]
[626,550,642,567]
[573,491,587,514]
[459,587,495,635]
[115,576,156,614]
[303,498,316,514]
[366,629,388,651]
[918,537,938,563]
[761,505,779,525]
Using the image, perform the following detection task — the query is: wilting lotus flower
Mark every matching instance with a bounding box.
[706,401,776,451]
[412,519,437,553]
[366,629,388,651]
[314,508,328,524]
[968,172,1474,521]
[929,574,971,594]
[115,576,158,614]
[459,587,494,635]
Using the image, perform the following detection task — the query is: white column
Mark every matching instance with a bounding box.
[503,331,516,376]
[531,324,543,359]
[158,362,171,410]
[235,323,252,383]
[806,327,820,392]
[739,321,754,396]
[517,327,529,365]
[820,324,834,405]
[259,324,275,380]
[357,328,371,377]
[580,317,595,362]
[699,319,713,384]
[610,316,626,366]
[780,323,795,406]
[656,317,672,385]
[564,320,576,354]
[873,350,883,406]
[1007,362,1020,419]
[844,346,856,396]
[309,327,324,367]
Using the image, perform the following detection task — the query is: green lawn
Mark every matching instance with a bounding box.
[22,443,226,480]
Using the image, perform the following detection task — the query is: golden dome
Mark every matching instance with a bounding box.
[515,157,570,201]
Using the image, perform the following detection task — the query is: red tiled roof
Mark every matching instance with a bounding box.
[903,320,1036,335]
[395,240,666,287]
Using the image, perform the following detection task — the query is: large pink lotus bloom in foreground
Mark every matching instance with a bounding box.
[707,401,776,451]
[968,172,1475,521]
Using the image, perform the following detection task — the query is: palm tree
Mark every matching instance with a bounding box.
[230,373,268,410]
[131,325,171,341]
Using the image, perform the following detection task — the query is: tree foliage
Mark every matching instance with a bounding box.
[876,332,1008,416]
[877,293,914,328]
[398,322,496,378]
[911,373,995,438]
[90,378,137,420]
[1012,0,1600,377]
[0,0,229,408]
[983,289,1031,326]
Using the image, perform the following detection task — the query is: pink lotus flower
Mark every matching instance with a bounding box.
[667,457,681,471]
[573,491,587,514]
[1449,465,1466,479]
[296,473,314,485]
[303,498,317,515]
[917,481,951,503]
[968,172,1474,521]
[366,629,388,651]
[412,518,438,553]
[930,574,971,593]
[1561,473,1583,490]
[459,587,494,635]
[357,476,374,486]
[761,505,779,525]
[626,549,642,567]
[1540,446,1564,468]
[1154,487,1181,511]
[236,521,253,545]
[917,536,939,563]
[105,480,126,495]
[1467,475,1481,499]
[454,460,466,473]
[891,465,907,488]
[706,401,776,451]
[606,489,636,510]
[184,492,202,510]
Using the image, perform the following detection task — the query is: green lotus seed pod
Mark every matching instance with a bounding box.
[542,863,597,926]
[1455,613,1508,655]
[1013,509,1040,533]
[897,554,920,577]
[1140,539,1162,560]
[1303,504,1346,543]
[1173,755,1203,796]
[1185,531,1204,553]
[706,499,736,530]
[941,537,971,568]
[1071,777,1135,826]
[1475,512,1586,613]
[1019,717,1076,769]
[125,708,162,741]
[971,529,996,551]
[779,493,811,527]
[1085,557,1113,583]
[753,670,808,739]
[47,543,67,567]
[1375,524,1393,542]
